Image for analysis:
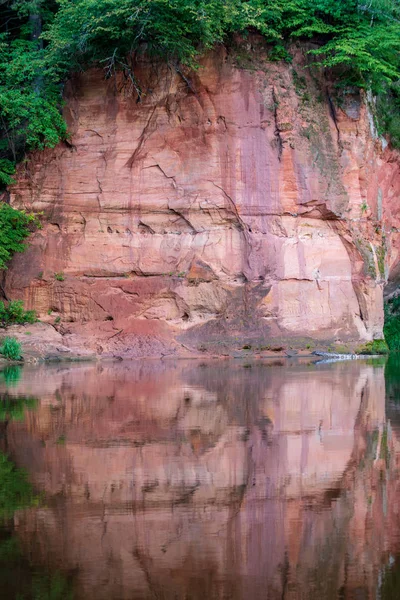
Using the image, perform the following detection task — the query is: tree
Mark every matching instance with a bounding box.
[0,0,400,184]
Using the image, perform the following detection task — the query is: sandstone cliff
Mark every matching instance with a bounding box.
[4,43,400,357]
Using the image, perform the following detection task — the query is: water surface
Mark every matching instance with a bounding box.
[0,357,400,599]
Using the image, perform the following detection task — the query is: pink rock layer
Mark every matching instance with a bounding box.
[4,44,400,357]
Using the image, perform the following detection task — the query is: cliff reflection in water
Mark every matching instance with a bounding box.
[2,359,400,599]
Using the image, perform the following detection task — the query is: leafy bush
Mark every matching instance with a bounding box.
[0,337,22,361]
[0,203,39,270]
[45,0,400,89]
[0,160,16,188]
[376,81,400,149]
[54,272,65,281]
[355,339,389,355]
[0,0,399,186]
[0,300,36,327]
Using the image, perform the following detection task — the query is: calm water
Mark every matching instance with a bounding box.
[0,357,400,599]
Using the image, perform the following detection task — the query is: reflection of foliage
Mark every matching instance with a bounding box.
[0,393,37,421]
[0,452,36,522]
[0,337,22,361]
[385,354,400,404]
[31,572,74,600]
[0,536,20,561]
[0,366,22,387]
[0,535,74,600]
[380,556,400,599]
[0,380,68,599]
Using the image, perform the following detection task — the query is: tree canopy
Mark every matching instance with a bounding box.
[0,0,399,185]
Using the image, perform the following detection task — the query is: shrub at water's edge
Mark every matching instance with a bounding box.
[384,296,400,351]
[0,337,22,361]
[355,339,389,355]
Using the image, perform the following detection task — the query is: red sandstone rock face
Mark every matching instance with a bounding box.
[4,46,400,356]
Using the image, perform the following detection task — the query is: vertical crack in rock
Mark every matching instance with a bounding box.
[132,548,161,599]
[96,176,103,210]
[209,182,252,273]
[327,94,342,149]
[272,87,283,161]
[125,105,158,168]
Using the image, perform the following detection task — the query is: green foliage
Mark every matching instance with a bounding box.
[0,533,74,600]
[0,1,67,185]
[31,572,74,600]
[0,202,39,269]
[385,353,400,403]
[0,393,37,421]
[0,365,22,387]
[0,300,37,326]
[45,0,282,72]
[0,337,22,361]
[0,452,35,521]
[54,272,64,281]
[43,0,400,87]
[376,81,400,148]
[355,338,390,355]
[269,44,292,63]
[355,338,389,355]
[384,295,400,350]
[0,159,16,187]
[0,0,399,177]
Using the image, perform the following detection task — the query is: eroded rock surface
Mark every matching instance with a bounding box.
[4,45,400,356]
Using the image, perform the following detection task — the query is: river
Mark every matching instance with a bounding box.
[0,356,399,599]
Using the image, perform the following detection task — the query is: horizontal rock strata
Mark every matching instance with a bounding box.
[4,45,400,356]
